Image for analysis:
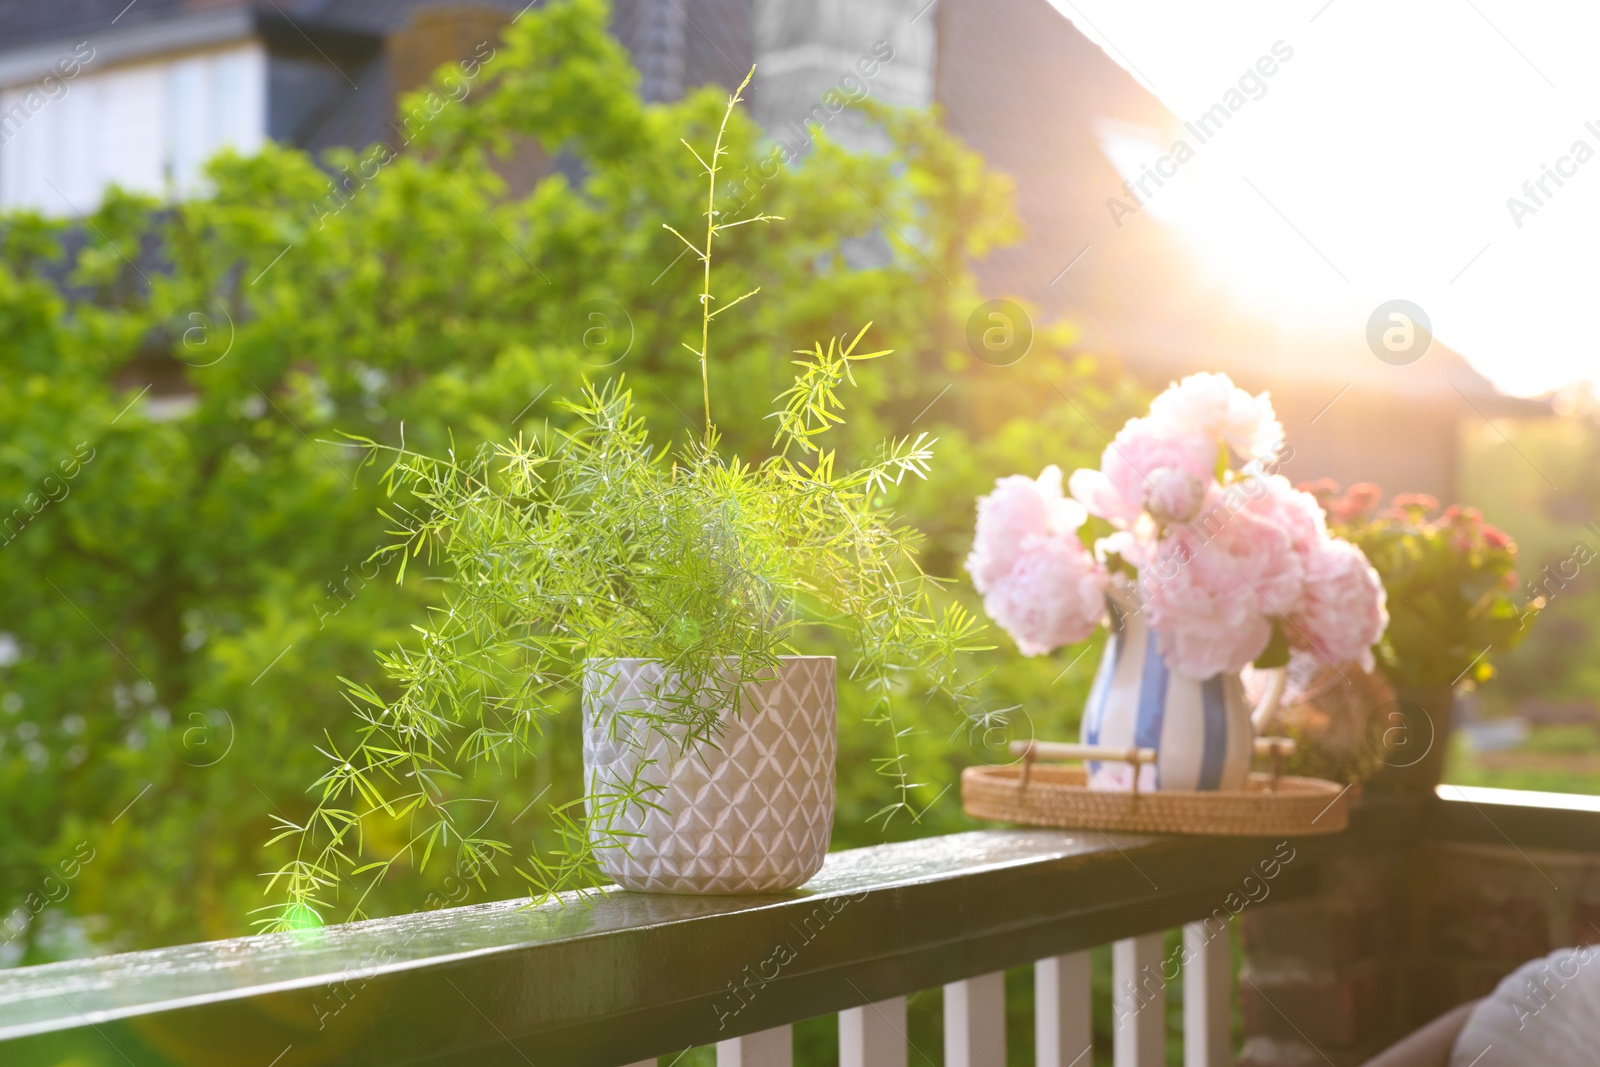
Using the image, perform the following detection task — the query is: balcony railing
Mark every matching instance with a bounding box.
[2,787,1597,1067]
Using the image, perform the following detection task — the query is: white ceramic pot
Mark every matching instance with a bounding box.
[581,655,836,893]
[1080,590,1281,792]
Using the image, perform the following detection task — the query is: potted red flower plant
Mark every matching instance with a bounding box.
[1298,481,1531,790]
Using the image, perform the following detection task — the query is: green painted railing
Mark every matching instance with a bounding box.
[1,788,1595,1067]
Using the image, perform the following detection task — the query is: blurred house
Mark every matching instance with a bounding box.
[745,0,1551,502]
[0,0,1547,498]
[0,0,749,214]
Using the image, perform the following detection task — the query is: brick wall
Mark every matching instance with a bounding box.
[1239,842,1600,1065]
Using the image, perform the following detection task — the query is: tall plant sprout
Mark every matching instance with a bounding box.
[259,71,986,928]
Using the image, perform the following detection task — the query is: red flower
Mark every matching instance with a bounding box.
[1482,524,1511,550]
[1297,478,1340,500]
[1337,482,1382,523]
[1347,483,1382,507]
[1392,493,1440,516]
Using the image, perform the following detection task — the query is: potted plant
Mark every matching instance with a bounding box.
[1297,482,1530,791]
[967,375,1389,792]
[261,74,979,920]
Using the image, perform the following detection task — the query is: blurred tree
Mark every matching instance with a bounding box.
[0,0,1138,961]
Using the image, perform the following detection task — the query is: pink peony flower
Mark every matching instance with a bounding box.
[1147,467,1208,524]
[1069,417,1216,525]
[1290,538,1388,672]
[1140,488,1304,678]
[1233,476,1386,671]
[1148,371,1284,459]
[1237,474,1327,559]
[1096,527,1155,570]
[981,535,1108,656]
[966,465,1085,594]
[977,376,1385,679]
[1066,467,1128,523]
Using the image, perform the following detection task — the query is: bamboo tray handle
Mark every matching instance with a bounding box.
[1009,740,1157,795]
[1253,736,1296,790]
[1008,737,1299,794]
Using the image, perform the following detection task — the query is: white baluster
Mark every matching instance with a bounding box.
[944,970,1006,1067]
[1183,921,1232,1067]
[717,1024,792,1067]
[1036,952,1093,1067]
[840,995,908,1067]
[1112,934,1166,1067]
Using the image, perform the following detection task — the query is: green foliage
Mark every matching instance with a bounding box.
[1445,730,1600,797]
[1455,401,1600,716]
[0,0,1136,960]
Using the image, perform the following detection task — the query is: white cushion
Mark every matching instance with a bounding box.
[1450,945,1600,1066]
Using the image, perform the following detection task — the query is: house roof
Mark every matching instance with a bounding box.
[0,0,513,53]
[0,0,751,89]
[0,0,196,53]
[0,0,752,176]
[0,3,381,90]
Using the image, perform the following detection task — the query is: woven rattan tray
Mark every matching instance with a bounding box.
[961,740,1351,836]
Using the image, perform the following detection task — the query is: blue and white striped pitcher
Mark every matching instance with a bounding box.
[1081,587,1282,792]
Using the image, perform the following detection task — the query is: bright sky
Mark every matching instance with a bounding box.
[1048,0,1600,398]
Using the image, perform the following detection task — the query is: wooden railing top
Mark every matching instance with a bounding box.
[0,789,1591,1067]
[1436,782,1600,812]
[1428,782,1600,851]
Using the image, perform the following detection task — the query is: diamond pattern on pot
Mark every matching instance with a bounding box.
[582,656,836,893]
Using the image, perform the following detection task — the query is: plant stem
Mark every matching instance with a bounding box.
[696,68,754,440]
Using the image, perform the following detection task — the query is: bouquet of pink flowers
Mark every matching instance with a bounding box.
[968,373,1388,680]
